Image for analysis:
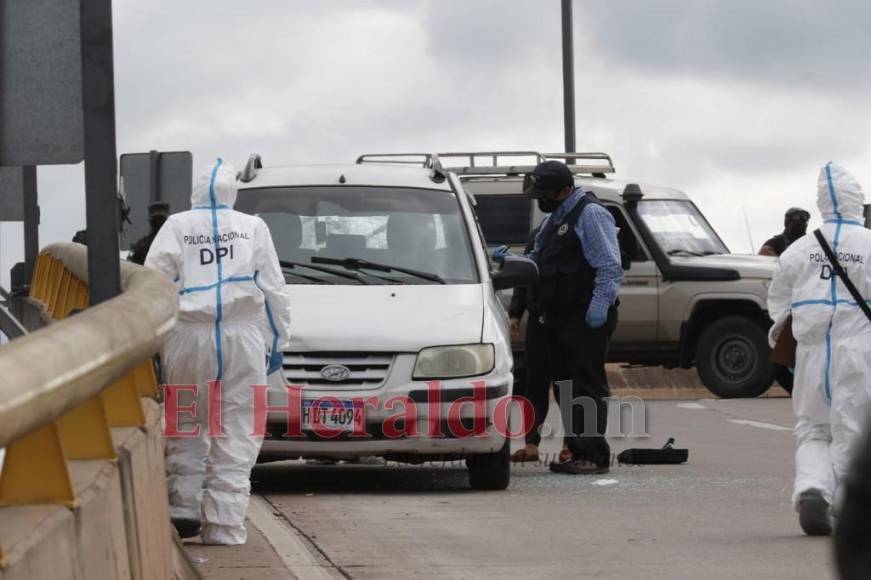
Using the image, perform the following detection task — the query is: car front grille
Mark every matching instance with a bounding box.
[281,352,395,390]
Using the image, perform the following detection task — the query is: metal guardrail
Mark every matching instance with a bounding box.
[0,243,177,524]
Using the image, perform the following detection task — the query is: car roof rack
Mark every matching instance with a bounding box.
[435,151,615,177]
[357,150,615,178]
[435,151,545,176]
[238,153,262,183]
[355,153,446,183]
[542,152,615,176]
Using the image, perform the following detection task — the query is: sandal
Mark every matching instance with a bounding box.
[558,448,572,463]
[511,448,540,462]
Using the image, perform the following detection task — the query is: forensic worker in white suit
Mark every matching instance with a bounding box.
[767,162,871,536]
[146,159,292,544]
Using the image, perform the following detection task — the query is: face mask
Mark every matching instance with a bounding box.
[537,197,560,213]
[786,221,807,239]
[150,215,167,231]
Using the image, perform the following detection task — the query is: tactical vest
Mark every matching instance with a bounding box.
[534,192,601,311]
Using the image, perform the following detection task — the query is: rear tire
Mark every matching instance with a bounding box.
[695,316,773,398]
[466,439,510,490]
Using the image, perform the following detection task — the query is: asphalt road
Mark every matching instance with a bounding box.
[187,398,837,579]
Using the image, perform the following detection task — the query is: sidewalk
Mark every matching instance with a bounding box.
[183,495,341,580]
[184,523,294,580]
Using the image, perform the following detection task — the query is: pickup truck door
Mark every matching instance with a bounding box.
[604,204,659,344]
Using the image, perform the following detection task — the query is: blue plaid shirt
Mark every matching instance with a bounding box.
[527,188,623,317]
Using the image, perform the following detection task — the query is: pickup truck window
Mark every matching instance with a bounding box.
[604,204,647,263]
[473,194,531,247]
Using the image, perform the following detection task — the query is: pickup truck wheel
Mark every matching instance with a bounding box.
[466,439,510,490]
[696,316,773,398]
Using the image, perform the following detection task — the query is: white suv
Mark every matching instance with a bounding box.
[235,154,536,490]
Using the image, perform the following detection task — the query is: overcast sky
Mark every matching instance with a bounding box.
[3,0,871,283]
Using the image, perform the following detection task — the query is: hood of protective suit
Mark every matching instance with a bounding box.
[191,159,239,208]
[817,162,865,222]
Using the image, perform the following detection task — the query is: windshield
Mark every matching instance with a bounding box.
[235,186,479,284]
[636,200,728,256]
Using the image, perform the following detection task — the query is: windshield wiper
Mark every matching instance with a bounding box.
[282,269,331,284]
[666,249,704,257]
[311,256,446,284]
[279,260,372,285]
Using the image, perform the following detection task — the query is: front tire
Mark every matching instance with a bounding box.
[695,316,773,398]
[466,439,510,490]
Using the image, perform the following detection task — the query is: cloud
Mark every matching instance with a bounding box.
[5,0,871,290]
[576,0,871,91]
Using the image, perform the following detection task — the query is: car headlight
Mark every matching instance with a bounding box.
[413,344,495,379]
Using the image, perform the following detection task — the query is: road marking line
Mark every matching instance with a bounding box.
[678,403,707,409]
[728,419,792,431]
[247,495,334,580]
[592,479,619,486]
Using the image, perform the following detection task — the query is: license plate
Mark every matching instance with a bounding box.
[302,400,364,432]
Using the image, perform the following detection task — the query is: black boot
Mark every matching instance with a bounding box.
[172,517,202,539]
[798,489,832,536]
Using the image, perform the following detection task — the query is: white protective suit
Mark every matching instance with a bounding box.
[768,162,871,510]
[146,159,292,544]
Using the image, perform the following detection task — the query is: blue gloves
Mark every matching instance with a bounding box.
[585,305,608,329]
[492,245,513,264]
[267,348,283,375]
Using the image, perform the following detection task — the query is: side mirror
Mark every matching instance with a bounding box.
[491,255,538,291]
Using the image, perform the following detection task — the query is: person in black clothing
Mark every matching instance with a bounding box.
[758,207,810,257]
[507,223,571,463]
[523,161,623,475]
[128,202,170,265]
[759,207,809,397]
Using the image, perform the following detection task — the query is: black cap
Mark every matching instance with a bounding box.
[523,160,574,198]
[148,202,170,216]
[785,207,810,221]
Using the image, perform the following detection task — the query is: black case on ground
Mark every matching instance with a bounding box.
[617,438,688,465]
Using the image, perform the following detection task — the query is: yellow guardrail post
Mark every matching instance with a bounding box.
[57,396,117,460]
[0,423,76,507]
[134,360,160,398]
[103,375,147,427]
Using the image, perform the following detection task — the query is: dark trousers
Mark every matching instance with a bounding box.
[543,306,617,467]
[520,311,566,446]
